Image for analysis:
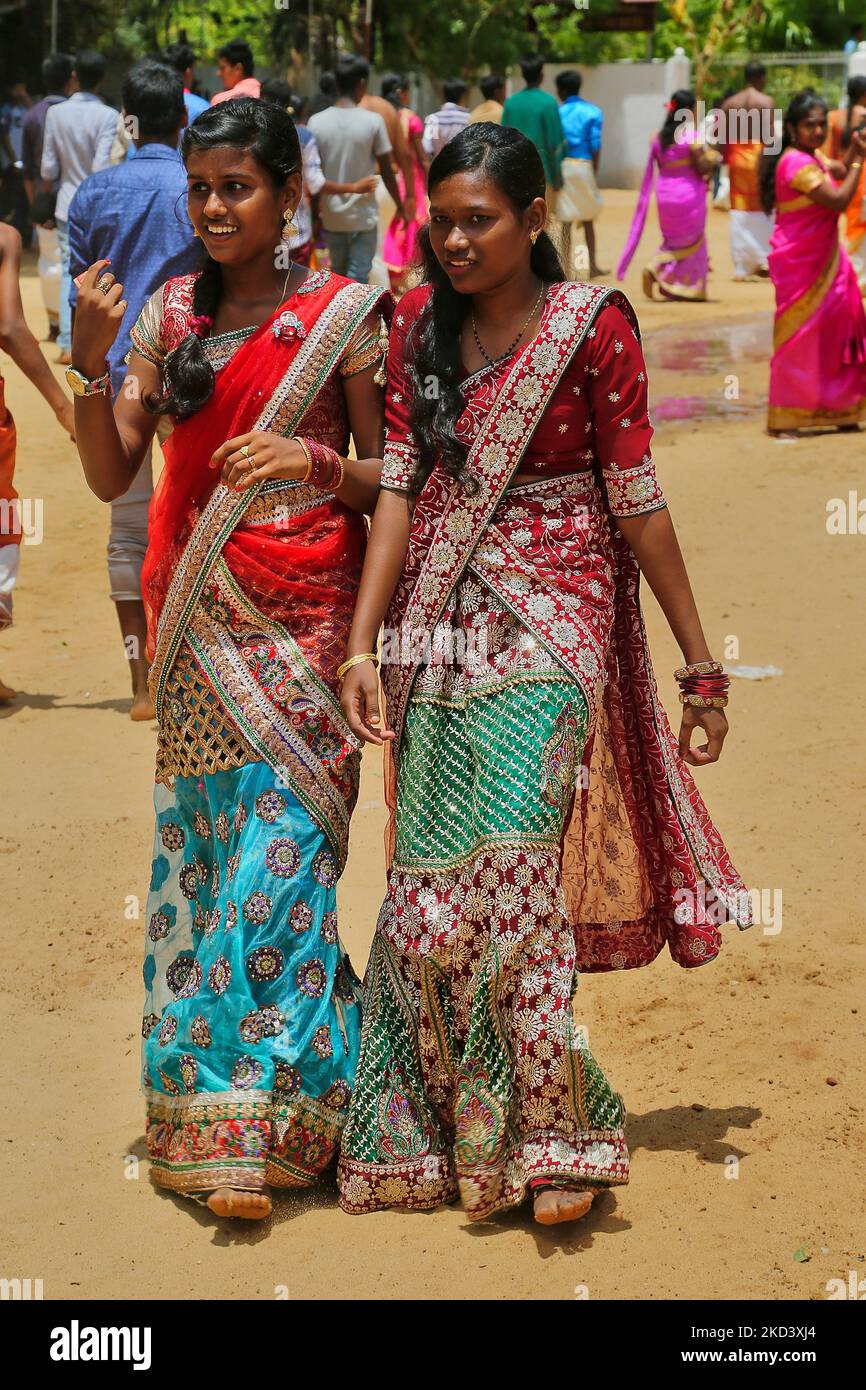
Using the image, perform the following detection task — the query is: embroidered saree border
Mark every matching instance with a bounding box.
[145,1086,348,1193]
[767,399,866,430]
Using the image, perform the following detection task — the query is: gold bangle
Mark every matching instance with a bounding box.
[336,652,379,681]
[294,436,313,484]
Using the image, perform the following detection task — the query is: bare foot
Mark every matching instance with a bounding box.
[588,265,610,280]
[533,1186,595,1226]
[206,1187,272,1220]
[130,691,156,722]
[56,350,72,365]
[0,675,16,703]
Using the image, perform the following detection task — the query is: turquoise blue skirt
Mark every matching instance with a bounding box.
[142,759,362,1195]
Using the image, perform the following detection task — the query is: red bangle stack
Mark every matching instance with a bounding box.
[674,659,730,709]
[296,437,344,493]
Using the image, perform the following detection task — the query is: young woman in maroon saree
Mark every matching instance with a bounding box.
[337,125,750,1226]
[72,101,390,1222]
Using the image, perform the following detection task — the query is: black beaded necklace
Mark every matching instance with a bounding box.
[471,280,546,367]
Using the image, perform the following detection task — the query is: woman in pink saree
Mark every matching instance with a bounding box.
[760,91,866,435]
[617,90,720,302]
[382,74,429,295]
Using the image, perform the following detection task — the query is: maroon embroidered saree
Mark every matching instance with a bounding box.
[337,279,750,1221]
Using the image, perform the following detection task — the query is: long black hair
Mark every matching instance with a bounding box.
[147,99,301,419]
[406,123,565,494]
[660,89,695,149]
[759,89,826,216]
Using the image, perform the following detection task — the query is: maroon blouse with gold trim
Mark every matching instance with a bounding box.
[380,282,666,518]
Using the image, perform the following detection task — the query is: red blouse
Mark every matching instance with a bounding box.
[380,283,666,518]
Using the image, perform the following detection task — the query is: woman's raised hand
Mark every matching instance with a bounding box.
[677,705,728,767]
[71,259,127,375]
[210,432,310,490]
[340,661,394,746]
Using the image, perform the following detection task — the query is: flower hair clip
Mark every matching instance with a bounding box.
[189,313,213,337]
[273,310,307,344]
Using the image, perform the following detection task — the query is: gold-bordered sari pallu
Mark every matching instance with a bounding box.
[337,280,751,1221]
[139,271,388,1196]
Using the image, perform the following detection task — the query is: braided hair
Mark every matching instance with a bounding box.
[406,123,565,494]
[147,99,301,419]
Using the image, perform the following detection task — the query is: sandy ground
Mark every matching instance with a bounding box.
[2,191,864,1302]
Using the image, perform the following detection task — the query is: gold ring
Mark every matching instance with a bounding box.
[240,444,251,459]
[97,277,113,295]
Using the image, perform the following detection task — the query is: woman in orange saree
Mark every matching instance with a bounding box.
[72,101,390,1223]
[336,126,750,1228]
[761,92,866,436]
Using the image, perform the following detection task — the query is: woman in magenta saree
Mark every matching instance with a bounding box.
[72,102,390,1222]
[762,91,866,434]
[336,127,750,1227]
[618,90,719,302]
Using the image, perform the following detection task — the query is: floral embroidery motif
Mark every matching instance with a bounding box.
[290,901,314,934]
[231,1055,264,1089]
[274,1061,302,1093]
[190,1015,212,1048]
[265,837,301,879]
[246,945,284,983]
[539,703,580,808]
[157,1014,178,1047]
[297,958,327,998]
[148,908,173,941]
[242,890,273,925]
[312,848,337,888]
[239,1004,284,1043]
[207,956,232,995]
[160,823,185,852]
[320,910,338,944]
[166,954,202,999]
[179,1054,198,1092]
[311,1024,333,1058]
[255,790,287,824]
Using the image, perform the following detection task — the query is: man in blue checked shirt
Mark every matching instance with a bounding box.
[555,70,607,280]
[68,59,201,721]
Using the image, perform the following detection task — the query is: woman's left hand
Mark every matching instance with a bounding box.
[210,432,309,490]
[678,706,728,767]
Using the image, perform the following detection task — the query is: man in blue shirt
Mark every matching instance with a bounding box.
[68,59,201,721]
[555,69,606,279]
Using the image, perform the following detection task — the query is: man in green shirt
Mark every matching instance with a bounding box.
[502,55,565,212]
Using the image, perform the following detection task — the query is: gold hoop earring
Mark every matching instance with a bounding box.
[282,208,299,240]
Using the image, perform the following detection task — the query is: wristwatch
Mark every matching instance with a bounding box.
[65,363,112,397]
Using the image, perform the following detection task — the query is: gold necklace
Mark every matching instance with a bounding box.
[471,281,545,367]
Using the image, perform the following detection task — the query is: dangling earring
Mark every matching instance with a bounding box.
[530,229,540,245]
[282,208,299,240]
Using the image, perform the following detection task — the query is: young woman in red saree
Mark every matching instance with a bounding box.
[72,101,390,1222]
[337,125,750,1227]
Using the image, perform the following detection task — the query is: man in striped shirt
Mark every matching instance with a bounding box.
[422,79,469,159]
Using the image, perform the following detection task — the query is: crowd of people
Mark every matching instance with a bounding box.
[0,34,863,1232]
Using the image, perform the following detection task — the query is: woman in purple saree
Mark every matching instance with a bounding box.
[617,90,720,302]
